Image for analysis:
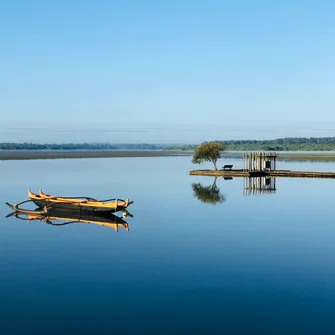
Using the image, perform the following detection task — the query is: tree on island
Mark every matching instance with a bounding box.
[192,141,225,170]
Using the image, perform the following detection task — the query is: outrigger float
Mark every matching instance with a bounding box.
[6,189,133,215]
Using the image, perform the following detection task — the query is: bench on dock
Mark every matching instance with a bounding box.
[222,165,233,170]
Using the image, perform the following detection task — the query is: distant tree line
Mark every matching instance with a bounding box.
[0,143,165,150]
[2,137,335,151]
[166,137,335,151]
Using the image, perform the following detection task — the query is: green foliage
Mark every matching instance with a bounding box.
[166,137,335,152]
[192,141,225,170]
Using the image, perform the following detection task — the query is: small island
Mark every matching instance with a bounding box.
[190,142,335,179]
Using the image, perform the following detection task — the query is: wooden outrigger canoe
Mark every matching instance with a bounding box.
[28,189,133,214]
[6,209,130,232]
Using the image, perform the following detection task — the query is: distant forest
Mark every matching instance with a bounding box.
[0,143,165,150]
[166,137,335,151]
[1,137,335,151]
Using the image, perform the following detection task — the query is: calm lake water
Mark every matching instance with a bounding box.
[1,156,335,334]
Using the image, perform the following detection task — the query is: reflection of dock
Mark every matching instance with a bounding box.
[244,177,276,196]
[190,152,335,179]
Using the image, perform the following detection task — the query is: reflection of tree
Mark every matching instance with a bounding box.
[192,178,225,205]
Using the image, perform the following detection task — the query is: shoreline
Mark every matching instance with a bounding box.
[1,149,335,161]
[0,150,191,161]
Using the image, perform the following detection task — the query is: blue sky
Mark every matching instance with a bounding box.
[1,0,334,143]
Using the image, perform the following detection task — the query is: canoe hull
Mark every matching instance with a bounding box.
[27,189,132,214]
[32,199,121,214]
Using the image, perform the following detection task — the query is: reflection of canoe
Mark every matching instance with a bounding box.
[7,209,130,232]
[28,189,133,213]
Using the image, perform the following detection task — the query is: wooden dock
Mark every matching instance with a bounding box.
[190,169,335,179]
[190,152,335,179]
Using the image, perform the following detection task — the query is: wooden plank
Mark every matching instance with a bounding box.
[189,169,335,179]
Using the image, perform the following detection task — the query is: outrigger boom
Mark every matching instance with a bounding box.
[6,201,46,215]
